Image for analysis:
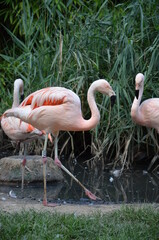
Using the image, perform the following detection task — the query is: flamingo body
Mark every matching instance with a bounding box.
[1,116,43,141]
[1,79,45,190]
[23,87,83,133]
[131,73,159,133]
[5,79,115,134]
[1,79,44,142]
[4,79,116,203]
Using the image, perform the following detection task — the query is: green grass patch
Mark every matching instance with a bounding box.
[0,206,159,239]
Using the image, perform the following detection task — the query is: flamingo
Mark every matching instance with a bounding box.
[131,72,159,162]
[131,73,159,131]
[3,79,116,206]
[1,79,47,189]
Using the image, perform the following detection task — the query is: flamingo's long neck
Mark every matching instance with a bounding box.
[12,80,24,108]
[131,84,144,121]
[80,84,100,131]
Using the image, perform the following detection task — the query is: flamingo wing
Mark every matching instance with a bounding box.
[20,87,80,110]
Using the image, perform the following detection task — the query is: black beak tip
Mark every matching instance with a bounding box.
[135,90,139,99]
[110,95,116,107]
[21,94,24,103]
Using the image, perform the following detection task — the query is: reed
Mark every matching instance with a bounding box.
[0,0,159,169]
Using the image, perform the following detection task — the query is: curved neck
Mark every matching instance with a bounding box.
[131,84,144,119]
[138,85,144,104]
[12,80,24,108]
[80,84,100,131]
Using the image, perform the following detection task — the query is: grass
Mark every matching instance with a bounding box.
[0,206,159,239]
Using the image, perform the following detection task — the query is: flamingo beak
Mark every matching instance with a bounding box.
[20,94,24,103]
[135,90,139,99]
[110,95,116,107]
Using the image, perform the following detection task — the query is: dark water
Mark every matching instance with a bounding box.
[0,160,159,205]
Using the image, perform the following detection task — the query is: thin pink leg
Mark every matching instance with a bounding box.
[54,135,101,201]
[21,158,26,190]
[21,143,27,190]
[85,189,101,201]
[42,134,59,207]
[42,155,58,207]
[54,157,62,168]
[54,136,62,168]
[42,156,47,206]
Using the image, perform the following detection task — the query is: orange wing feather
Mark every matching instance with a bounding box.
[22,95,33,106]
[26,124,35,132]
[20,88,67,110]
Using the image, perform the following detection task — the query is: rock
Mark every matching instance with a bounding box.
[0,155,64,183]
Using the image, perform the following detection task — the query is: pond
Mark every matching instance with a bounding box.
[0,158,159,205]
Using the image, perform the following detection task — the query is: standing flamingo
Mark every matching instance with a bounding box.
[4,79,116,206]
[1,79,47,189]
[131,73,159,131]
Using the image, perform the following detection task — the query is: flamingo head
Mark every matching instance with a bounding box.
[94,79,116,107]
[135,73,144,99]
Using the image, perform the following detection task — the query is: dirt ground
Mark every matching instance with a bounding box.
[0,198,121,215]
[1,198,159,216]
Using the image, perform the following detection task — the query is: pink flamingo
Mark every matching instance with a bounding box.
[131,73,159,131]
[4,79,116,206]
[1,79,47,189]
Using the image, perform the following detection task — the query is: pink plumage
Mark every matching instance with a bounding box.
[1,79,44,142]
[5,80,116,133]
[4,79,116,205]
[1,79,46,190]
[131,73,159,133]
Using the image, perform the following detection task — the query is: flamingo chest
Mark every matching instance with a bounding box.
[139,100,159,130]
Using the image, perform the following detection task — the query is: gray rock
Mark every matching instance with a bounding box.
[0,155,64,183]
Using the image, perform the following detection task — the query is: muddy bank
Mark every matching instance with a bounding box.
[1,197,159,216]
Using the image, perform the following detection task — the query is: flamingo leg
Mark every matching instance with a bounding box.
[42,134,57,207]
[21,143,27,190]
[54,135,101,201]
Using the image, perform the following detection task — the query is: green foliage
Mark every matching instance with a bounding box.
[0,0,159,168]
[0,206,159,239]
